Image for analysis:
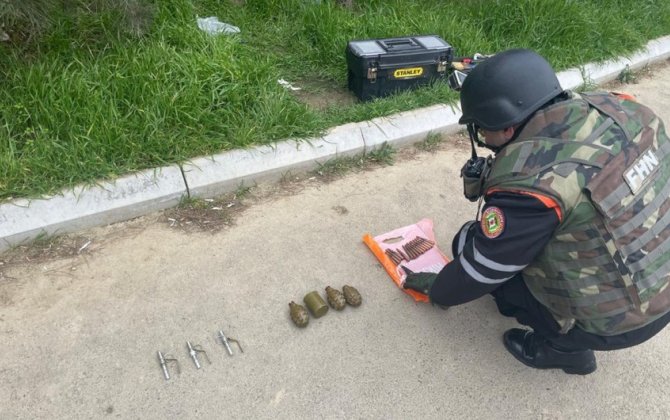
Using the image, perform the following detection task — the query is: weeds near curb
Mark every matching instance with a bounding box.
[163,183,252,233]
[365,142,396,166]
[1,233,95,268]
[576,67,599,92]
[415,132,444,153]
[313,142,396,181]
[617,65,638,84]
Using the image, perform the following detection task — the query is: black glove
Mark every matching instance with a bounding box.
[401,266,437,295]
[401,266,448,310]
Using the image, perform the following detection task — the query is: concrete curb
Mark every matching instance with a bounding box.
[1,35,669,251]
[182,103,463,198]
[0,167,186,251]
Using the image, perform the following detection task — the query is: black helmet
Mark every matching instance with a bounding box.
[459,49,562,131]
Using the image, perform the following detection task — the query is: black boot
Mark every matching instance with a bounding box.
[503,328,597,375]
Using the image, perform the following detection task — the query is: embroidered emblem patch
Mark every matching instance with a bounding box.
[481,206,505,238]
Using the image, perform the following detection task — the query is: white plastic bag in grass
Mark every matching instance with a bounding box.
[196,17,240,35]
[277,79,302,91]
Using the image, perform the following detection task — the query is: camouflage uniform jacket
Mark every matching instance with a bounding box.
[483,91,670,335]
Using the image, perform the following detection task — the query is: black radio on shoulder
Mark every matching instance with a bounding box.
[461,155,493,202]
[345,35,453,101]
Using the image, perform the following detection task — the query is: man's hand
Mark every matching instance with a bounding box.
[401,266,437,295]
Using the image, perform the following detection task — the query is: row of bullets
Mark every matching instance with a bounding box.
[384,236,435,265]
[157,329,243,380]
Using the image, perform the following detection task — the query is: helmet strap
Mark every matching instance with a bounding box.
[468,123,501,154]
[466,124,479,158]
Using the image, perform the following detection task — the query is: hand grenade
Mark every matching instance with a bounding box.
[325,286,346,310]
[289,301,309,328]
[342,285,362,307]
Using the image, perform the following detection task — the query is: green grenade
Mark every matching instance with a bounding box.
[325,286,346,311]
[303,291,329,318]
[342,285,362,307]
[289,301,309,328]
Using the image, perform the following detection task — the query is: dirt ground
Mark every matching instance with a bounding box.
[2,60,670,419]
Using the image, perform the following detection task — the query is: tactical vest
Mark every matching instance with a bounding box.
[483,92,670,336]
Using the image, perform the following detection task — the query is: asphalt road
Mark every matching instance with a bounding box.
[1,61,670,419]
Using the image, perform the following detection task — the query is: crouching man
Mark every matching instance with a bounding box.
[404,49,670,375]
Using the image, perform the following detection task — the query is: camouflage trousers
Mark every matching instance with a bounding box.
[491,274,670,351]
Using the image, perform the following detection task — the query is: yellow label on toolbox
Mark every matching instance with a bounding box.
[393,67,424,78]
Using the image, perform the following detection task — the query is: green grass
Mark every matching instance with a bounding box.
[312,141,396,179]
[415,131,444,153]
[1,0,669,200]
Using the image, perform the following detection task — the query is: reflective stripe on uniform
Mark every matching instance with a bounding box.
[472,241,527,272]
[456,221,476,255]
[459,254,516,285]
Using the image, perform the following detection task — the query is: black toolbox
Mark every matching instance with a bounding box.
[346,35,453,101]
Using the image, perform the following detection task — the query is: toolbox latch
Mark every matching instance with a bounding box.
[367,65,378,83]
[437,59,448,75]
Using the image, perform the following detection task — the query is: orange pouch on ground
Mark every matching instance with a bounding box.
[363,218,449,303]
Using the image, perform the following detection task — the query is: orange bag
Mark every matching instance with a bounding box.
[363,219,449,303]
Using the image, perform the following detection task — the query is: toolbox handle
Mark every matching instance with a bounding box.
[378,38,421,52]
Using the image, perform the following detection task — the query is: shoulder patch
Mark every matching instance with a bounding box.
[481,206,505,238]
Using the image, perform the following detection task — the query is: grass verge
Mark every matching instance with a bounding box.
[1,0,669,200]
